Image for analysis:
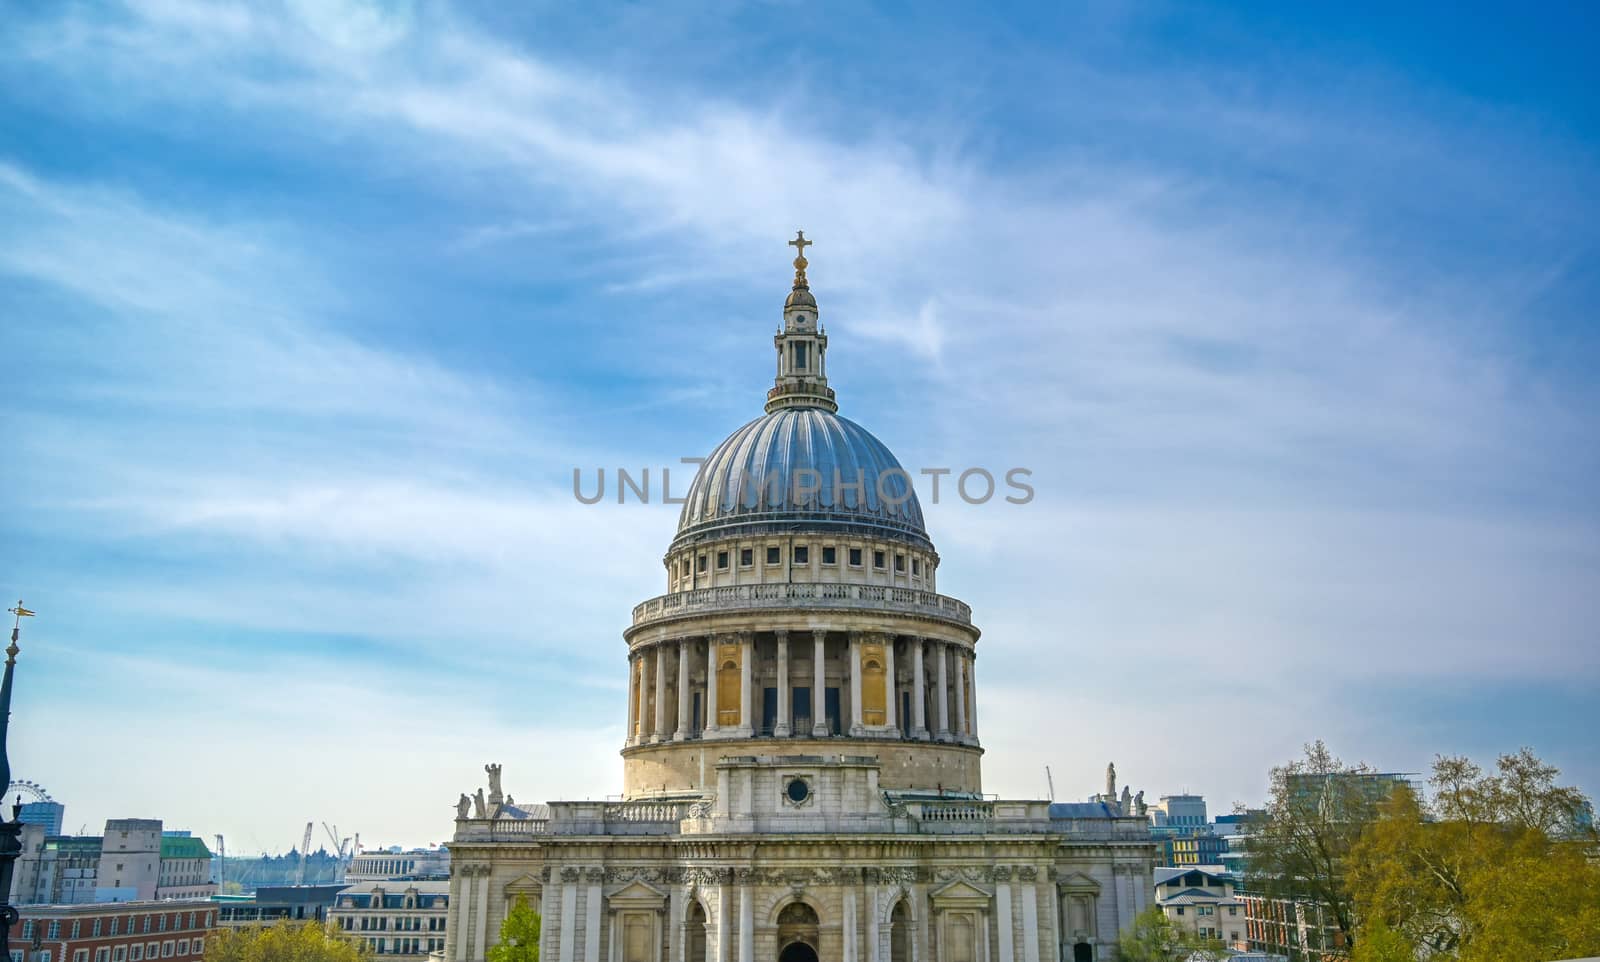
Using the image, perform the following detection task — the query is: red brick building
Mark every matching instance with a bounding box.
[11,901,218,962]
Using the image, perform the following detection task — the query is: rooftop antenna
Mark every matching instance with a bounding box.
[1045,766,1056,802]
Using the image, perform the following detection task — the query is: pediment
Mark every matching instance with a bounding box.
[930,879,992,906]
[504,874,543,895]
[607,879,668,906]
[1056,872,1101,893]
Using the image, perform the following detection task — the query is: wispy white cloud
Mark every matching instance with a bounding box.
[3,0,1595,840]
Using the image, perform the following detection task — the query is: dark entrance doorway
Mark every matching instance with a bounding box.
[779,943,818,962]
[1072,942,1094,962]
[776,902,819,962]
[686,901,708,962]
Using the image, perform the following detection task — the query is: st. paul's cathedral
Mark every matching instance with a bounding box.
[442,236,1156,962]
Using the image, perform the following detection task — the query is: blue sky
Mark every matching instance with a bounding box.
[2,0,1596,850]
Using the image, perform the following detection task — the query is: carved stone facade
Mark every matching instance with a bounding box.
[445,239,1155,962]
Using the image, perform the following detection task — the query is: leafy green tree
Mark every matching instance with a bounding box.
[1115,906,1227,962]
[1242,740,1385,958]
[488,895,541,962]
[1350,748,1600,962]
[205,921,368,962]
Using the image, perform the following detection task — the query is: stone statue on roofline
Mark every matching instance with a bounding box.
[473,787,488,818]
[486,762,504,804]
[456,793,472,819]
[1106,762,1116,799]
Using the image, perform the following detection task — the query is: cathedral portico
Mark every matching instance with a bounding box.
[447,236,1154,962]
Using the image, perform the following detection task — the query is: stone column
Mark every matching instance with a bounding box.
[583,871,603,962]
[1020,879,1039,962]
[638,653,652,740]
[866,878,879,962]
[737,631,755,736]
[883,635,897,733]
[453,867,473,962]
[559,876,578,962]
[842,886,858,962]
[812,630,828,737]
[774,630,791,737]
[994,880,1014,962]
[967,651,978,739]
[912,640,928,740]
[625,654,637,747]
[848,631,865,736]
[715,886,730,962]
[935,642,950,740]
[954,649,968,738]
[676,638,692,740]
[706,637,721,735]
[738,883,753,962]
[655,642,670,743]
[473,869,490,960]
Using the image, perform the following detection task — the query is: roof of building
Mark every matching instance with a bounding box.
[1154,866,1232,886]
[337,880,451,895]
[1049,802,1121,819]
[1158,889,1243,906]
[160,836,213,860]
[20,900,217,917]
[673,408,929,550]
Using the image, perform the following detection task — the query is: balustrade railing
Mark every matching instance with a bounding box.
[632,583,971,627]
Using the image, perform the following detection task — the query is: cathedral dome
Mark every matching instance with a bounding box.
[673,407,929,551]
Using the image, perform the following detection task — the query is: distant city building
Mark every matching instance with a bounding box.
[1150,794,1207,829]
[346,849,450,882]
[329,880,449,957]
[7,780,65,836]
[1153,866,1246,950]
[1147,794,1228,866]
[6,819,214,905]
[13,900,218,962]
[215,885,346,928]
[20,801,66,837]
[156,836,216,901]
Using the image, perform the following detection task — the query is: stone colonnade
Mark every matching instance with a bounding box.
[624,631,977,746]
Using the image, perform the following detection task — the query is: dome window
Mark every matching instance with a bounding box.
[766,546,780,565]
[873,550,886,569]
[740,548,753,567]
[793,545,809,565]
[895,553,905,572]
[716,551,729,570]
[848,547,863,567]
[697,554,708,572]
[822,546,837,565]
[912,558,922,575]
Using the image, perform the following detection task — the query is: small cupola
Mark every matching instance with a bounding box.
[767,230,837,413]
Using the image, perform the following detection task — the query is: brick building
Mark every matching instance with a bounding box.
[12,901,219,962]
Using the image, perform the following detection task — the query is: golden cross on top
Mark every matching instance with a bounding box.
[789,230,812,260]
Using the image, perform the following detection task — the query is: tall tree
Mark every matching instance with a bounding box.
[488,895,541,962]
[1350,748,1600,962]
[205,921,368,962]
[1243,740,1387,958]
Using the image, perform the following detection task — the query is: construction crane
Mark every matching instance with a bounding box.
[214,835,226,890]
[322,823,352,881]
[293,821,313,886]
[1045,766,1056,802]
